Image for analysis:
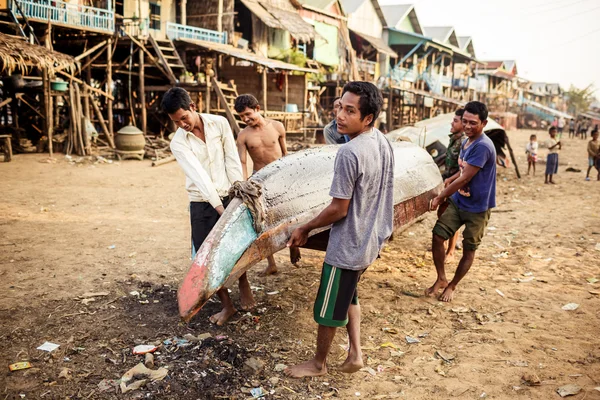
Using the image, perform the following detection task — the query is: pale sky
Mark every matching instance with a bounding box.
[379,0,600,94]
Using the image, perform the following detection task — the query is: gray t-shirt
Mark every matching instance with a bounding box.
[324,120,348,144]
[324,128,394,270]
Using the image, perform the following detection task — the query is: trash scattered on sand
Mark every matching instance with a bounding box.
[8,362,32,372]
[518,276,535,283]
[382,327,399,334]
[133,345,158,354]
[37,342,60,352]
[493,251,509,258]
[274,363,287,372]
[250,387,266,398]
[266,291,279,295]
[587,277,599,284]
[521,374,541,386]
[434,350,455,363]
[556,384,581,397]
[144,353,155,368]
[495,289,505,297]
[107,245,116,249]
[120,363,168,393]
[405,336,420,344]
[58,367,72,380]
[561,303,579,311]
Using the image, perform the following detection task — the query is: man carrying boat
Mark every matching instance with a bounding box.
[285,81,394,378]
[324,97,349,144]
[427,101,496,302]
[440,108,466,261]
[234,94,301,274]
[162,87,256,325]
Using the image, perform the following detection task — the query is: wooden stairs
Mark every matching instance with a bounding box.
[147,36,186,84]
[211,77,245,136]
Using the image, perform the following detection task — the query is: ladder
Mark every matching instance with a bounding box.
[147,35,186,84]
[211,77,245,136]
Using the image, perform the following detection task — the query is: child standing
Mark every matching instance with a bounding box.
[545,127,561,184]
[526,134,538,175]
[586,129,600,181]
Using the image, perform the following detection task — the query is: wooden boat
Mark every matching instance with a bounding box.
[178,141,443,322]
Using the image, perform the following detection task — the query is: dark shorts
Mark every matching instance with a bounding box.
[314,263,362,328]
[433,199,491,251]
[545,153,558,175]
[190,197,230,257]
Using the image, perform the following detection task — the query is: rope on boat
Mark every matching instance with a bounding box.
[229,180,265,232]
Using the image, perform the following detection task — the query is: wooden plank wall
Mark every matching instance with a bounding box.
[220,64,306,111]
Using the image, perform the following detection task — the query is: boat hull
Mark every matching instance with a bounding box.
[178,142,443,322]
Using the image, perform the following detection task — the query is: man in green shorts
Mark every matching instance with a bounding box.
[427,101,496,302]
[284,81,394,378]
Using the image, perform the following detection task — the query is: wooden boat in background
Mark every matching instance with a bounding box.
[178,141,443,322]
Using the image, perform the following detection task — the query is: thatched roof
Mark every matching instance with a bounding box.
[0,33,77,74]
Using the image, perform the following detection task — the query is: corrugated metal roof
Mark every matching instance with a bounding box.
[351,29,398,57]
[177,38,315,73]
[262,2,323,42]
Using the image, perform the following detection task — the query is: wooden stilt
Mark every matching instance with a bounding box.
[139,45,146,135]
[107,37,114,138]
[83,56,91,119]
[284,72,288,109]
[262,68,267,112]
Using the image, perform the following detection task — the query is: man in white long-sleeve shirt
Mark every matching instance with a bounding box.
[162,87,255,325]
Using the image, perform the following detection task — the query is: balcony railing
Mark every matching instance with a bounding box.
[166,22,227,44]
[390,66,418,83]
[12,0,114,33]
[356,58,376,75]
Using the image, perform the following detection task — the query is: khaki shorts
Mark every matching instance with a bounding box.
[433,199,491,251]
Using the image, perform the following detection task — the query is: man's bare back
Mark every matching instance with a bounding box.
[238,119,285,173]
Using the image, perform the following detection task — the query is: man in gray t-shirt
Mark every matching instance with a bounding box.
[284,82,394,379]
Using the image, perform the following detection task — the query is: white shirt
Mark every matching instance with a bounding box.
[558,117,565,128]
[170,113,243,208]
[526,141,538,154]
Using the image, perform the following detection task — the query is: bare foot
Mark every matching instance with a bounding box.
[284,359,327,378]
[425,278,448,297]
[339,355,363,373]
[439,286,456,302]
[238,275,257,311]
[260,256,278,276]
[290,247,301,265]
[209,306,237,325]
[445,251,455,263]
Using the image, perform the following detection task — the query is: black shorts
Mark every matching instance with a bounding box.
[313,263,362,327]
[190,197,230,257]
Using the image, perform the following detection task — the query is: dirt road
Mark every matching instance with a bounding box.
[1,130,599,399]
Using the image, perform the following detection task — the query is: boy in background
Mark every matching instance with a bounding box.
[586,129,599,181]
[545,127,561,184]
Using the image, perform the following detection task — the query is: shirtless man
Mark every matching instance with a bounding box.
[234,94,301,275]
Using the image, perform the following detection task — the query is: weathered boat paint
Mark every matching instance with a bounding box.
[178,142,443,322]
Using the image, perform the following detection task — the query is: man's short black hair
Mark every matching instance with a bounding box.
[455,108,465,117]
[234,94,259,113]
[161,87,193,114]
[464,101,488,122]
[341,81,383,127]
[549,126,557,133]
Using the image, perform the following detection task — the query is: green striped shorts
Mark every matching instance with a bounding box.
[314,263,361,328]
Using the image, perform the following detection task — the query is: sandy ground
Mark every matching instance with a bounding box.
[1,129,599,399]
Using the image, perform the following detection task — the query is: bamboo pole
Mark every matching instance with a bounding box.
[139,45,146,135]
[107,37,114,137]
[262,68,267,112]
[74,40,108,62]
[43,68,51,156]
[83,56,91,119]
[284,72,288,108]
[91,98,115,149]
[57,71,114,100]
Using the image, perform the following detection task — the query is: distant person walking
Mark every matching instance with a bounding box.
[586,129,600,181]
[545,126,561,184]
[568,118,576,139]
[557,116,565,137]
[426,101,496,302]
